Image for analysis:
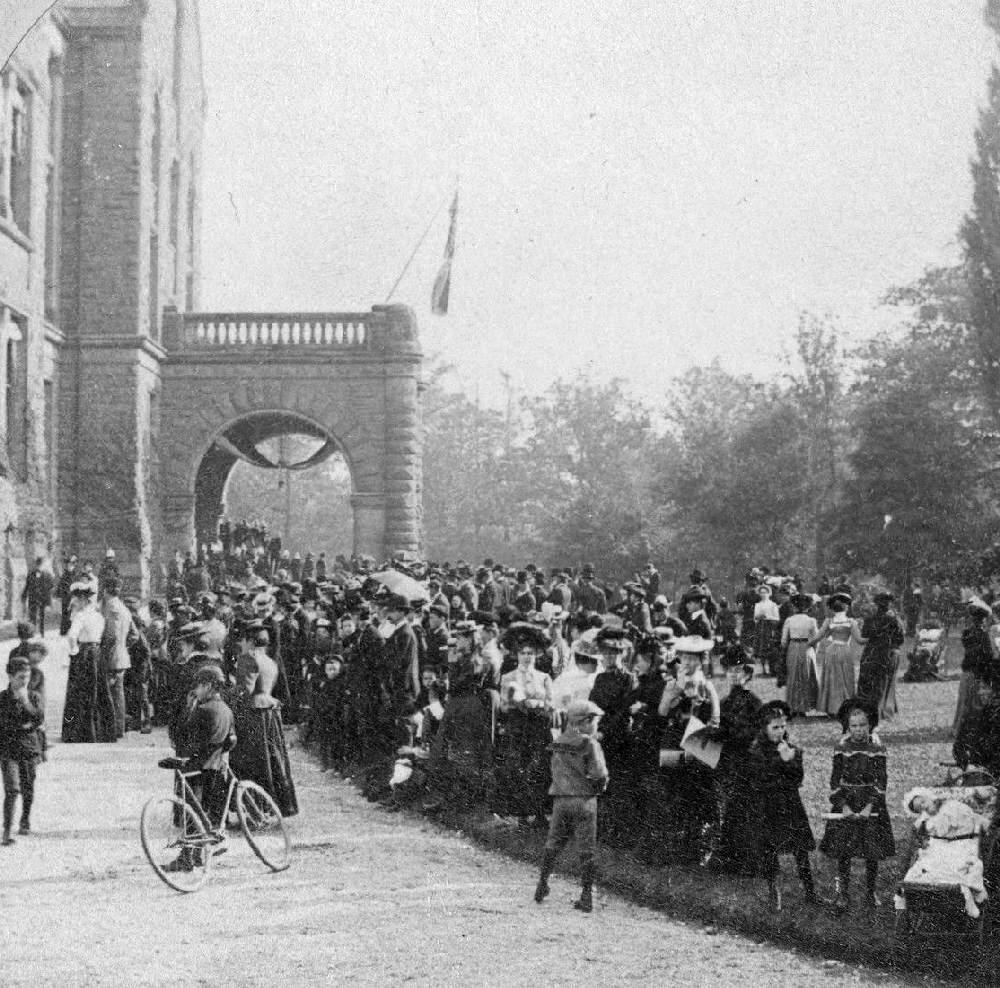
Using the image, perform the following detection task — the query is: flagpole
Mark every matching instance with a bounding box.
[385,190,453,303]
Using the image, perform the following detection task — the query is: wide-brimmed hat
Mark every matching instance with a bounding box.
[501,624,551,653]
[595,626,630,651]
[757,585,772,597]
[872,590,895,606]
[70,581,95,597]
[622,581,645,597]
[828,592,852,609]
[968,598,993,619]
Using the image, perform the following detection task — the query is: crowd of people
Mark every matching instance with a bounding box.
[6,531,1000,914]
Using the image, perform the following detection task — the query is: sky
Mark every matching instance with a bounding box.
[5,2,1000,407]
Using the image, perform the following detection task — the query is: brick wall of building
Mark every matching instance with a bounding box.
[0,16,66,623]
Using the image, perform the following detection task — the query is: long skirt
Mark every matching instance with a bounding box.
[817,642,856,716]
[716,758,758,875]
[785,642,818,715]
[492,712,551,819]
[61,644,117,743]
[230,701,299,817]
[953,670,983,737]
[858,651,900,722]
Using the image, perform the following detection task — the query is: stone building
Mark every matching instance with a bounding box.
[0,0,423,612]
[0,0,204,612]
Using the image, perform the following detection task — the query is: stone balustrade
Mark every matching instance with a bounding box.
[163,310,373,350]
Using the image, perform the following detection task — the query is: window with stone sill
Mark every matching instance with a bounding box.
[0,314,27,481]
[6,79,32,235]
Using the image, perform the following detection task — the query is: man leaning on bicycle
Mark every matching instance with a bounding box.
[165,665,236,872]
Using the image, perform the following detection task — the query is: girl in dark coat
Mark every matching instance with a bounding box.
[716,664,762,874]
[748,700,819,909]
[819,698,895,912]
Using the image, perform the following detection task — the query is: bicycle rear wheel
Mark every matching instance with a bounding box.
[235,781,290,872]
[140,796,213,893]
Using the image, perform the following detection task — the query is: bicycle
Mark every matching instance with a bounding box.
[140,756,291,892]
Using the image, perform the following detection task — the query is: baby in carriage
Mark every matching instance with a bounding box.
[903,621,945,682]
[902,787,993,918]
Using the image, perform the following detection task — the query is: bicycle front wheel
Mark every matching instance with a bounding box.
[235,781,291,872]
[140,796,213,893]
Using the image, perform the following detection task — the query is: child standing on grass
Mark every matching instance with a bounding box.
[534,698,608,913]
[748,699,820,910]
[819,697,895,912]
[0,656,45,844]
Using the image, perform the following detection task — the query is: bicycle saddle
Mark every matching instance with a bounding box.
[157,756,191,770]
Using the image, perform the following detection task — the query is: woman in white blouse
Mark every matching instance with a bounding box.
[61,583,116,743]
[494,625,555,825]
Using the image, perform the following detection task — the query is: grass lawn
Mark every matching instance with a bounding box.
[329,633,995,982]
[454,635,992,982]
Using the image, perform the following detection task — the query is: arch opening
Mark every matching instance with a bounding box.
[193,411,353,564]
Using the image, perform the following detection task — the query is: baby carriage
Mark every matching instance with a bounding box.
[892,767,997,969]
[902,623,946,683]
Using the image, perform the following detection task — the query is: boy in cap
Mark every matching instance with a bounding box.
[534,698,608,913]
[0,656,45,843]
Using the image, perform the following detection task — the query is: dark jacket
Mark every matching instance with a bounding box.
[719,684,762,765]
[748,733,814,854]
[429,688,494,775]
[0,687,45,760]
[177,696,236,771]
[22,568,54,606]
[384,621,420,701]
[589,667,633,757]
[548,726,608,797]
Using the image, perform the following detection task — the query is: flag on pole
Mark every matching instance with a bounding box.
[431,191,458,315]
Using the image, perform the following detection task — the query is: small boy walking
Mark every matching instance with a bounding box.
[534,698,608,913]
[0,656,45,844]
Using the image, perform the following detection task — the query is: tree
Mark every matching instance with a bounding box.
[658,361,816,587]
[961,10,1000,426]
[516,376,661,577]
[827,318,996,586]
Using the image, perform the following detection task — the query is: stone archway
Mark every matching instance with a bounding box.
[153,304,422,590]
[192,409,352,548]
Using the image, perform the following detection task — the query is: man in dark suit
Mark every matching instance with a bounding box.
[21,558,54,635]
[381,594,420,706]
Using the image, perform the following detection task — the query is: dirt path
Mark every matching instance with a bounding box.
[0,637,937,987]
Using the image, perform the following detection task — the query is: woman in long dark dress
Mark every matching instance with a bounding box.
[493,625,554,824]
[953,599,998,737]
[857,591,904,721]
[61,584,117,743]
[229,628,298,817]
